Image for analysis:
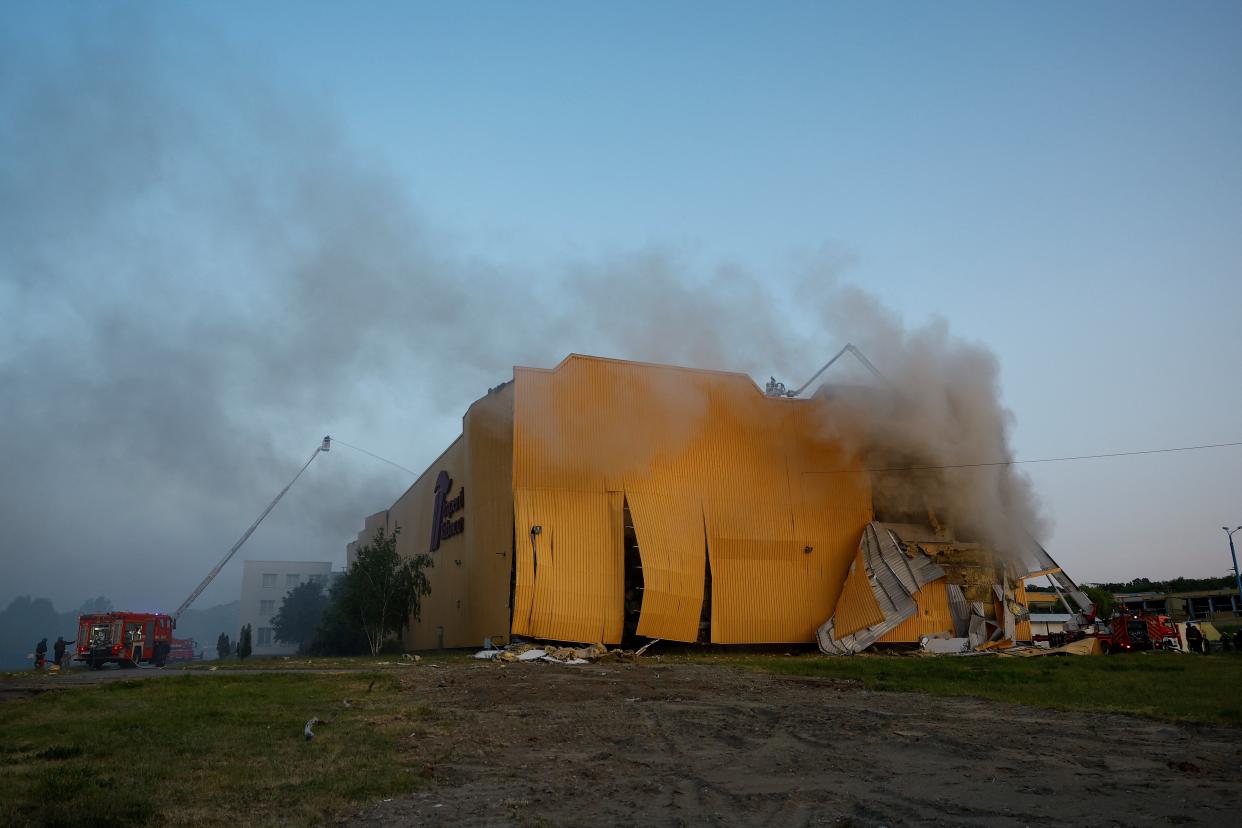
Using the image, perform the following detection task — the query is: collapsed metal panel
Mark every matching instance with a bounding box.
[817,523,945,655]
[831,546,887,637]
[626,491,705,642]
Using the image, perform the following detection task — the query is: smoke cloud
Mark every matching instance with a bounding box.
[813,286,1050,559]
[0,13,1045,611]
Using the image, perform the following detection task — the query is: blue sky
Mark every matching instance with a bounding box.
[3,3,1241,609]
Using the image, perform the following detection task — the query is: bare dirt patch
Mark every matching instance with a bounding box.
[347,661,1241,826]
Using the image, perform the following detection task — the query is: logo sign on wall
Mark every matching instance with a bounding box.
[429,470,465,553]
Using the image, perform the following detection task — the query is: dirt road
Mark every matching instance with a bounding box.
[349,660,1240,827]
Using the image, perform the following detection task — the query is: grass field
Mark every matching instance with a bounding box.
[0,672,428,826]
[171,653,472,671]
[3,651,1240,826]
[685,650,1242,726]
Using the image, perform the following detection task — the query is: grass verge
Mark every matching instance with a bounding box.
[171,652,474,672]
[684,651,1242,726]
[0,672,430,826]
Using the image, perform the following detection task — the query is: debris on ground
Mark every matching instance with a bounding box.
[919,635,970,654]
[473,641,648,665]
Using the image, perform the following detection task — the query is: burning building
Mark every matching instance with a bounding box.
[348,353,1086,651]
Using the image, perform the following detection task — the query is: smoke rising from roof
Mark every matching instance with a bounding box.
[0,13,1045,609]
[814,287,1050,560]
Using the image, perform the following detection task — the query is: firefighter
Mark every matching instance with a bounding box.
[52,636,68,667]
[1186,623,1204,654]
[34,638,47,669]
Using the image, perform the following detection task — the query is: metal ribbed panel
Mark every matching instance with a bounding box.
[512,487,623,644]
[817,523,946,654]
[511,488,537,637]
[1013,579,1032,641]
[946,583,970,637]
[512,354,875,645]
[830,547,886,637]
[464,385,515,645]
[626,491,704,642]
[878,580,954,642]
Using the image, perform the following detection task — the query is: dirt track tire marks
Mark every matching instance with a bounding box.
[346,662,1240,827]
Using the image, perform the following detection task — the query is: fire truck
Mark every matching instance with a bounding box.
[71,438,332,670]
[74,612,200,668]
[1092,610,1180,653]
[1037,607,1181,653]
[76,612,172,668]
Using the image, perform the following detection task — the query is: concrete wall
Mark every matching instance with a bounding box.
[239,560,334,656]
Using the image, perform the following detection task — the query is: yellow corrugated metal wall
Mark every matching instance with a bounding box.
[625,491,704,642]
[513,355,873,644]
[879,579,954,642]
[1014,580,1032,641]
[512,488,624,643]
[831,547,886,637]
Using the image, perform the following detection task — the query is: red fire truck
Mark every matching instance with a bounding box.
[71,438,332,670]
[1094,610,1180,653]
[74,612,189,669]
[1036,607,1181,653]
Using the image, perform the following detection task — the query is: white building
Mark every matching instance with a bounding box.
[239,560,334,656]
[1028,613,1074,645]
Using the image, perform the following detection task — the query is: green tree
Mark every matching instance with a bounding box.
[216,632,230,660]
[309,577,369,656]
[338,526,432,656]
[272,579,329,654]
[1083,586,1116,618]
[238,624,252,660]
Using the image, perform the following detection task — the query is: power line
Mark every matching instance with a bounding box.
[333,434,1241,478]
[838,440,1242,474]
[331,438,419,477]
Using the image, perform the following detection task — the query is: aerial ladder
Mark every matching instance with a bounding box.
[172,436,332,622]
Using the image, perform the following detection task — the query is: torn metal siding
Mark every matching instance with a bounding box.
[512,355,874,644]
[878,579,954,643]
[817,523,946,655]
[625,491,705,642]
[830,547,887,637]
[946,583,970,637]
[1013,580,1032,641]
[510,488,537,637]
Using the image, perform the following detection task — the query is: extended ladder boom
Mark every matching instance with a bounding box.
[173,436,331,621]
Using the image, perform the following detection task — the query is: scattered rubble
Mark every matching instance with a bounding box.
[474,641,647,665]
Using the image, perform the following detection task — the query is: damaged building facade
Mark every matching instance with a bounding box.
[348,354,1084,651]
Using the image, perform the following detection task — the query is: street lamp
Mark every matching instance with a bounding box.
[1223,526,1242,611]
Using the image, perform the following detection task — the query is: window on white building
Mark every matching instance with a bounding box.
[286,573,300,588]
[258,628,273,646]
[262,573,277,588]
[308,573,326,585]
[260,599,275,614]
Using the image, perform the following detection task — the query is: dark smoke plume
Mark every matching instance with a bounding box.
[0,13,1045,610]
